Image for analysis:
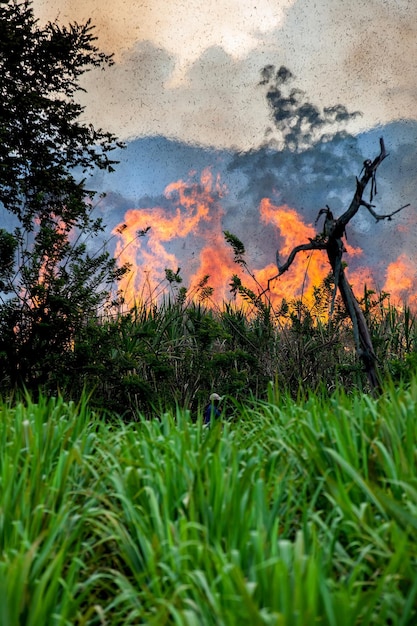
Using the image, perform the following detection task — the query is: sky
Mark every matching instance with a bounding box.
[31,0,417,307]
[33,0,417,150]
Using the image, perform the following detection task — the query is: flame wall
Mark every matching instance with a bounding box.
[113,166,416,311]
[98,128,417,312]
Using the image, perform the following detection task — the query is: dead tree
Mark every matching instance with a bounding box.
[266,138,410,392]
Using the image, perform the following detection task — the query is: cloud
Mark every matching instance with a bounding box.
[34,0,293,74]
[33,0,417,151]
[78,42,273,149]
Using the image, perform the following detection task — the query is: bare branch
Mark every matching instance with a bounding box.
[360,201,411,222]
[276,240,326,275]
[337,137,388,230]
[261,239,326,298]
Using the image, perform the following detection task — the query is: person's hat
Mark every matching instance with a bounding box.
[210,393,223,402]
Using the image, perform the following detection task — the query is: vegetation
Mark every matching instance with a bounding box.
[1,5,417,623]
[1,384,417,624]
[259,64,360,152]
[0,4,413,411]
[1,252,417,414]
[0,0,128,395]
[1,267,408,416]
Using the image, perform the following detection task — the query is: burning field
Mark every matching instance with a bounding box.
[111,152,417,311]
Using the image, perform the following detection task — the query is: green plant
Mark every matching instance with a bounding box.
[0,0,128,396]
[3,381,417,623]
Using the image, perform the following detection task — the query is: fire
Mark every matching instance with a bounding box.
[113,168,246,306]
[113,168,413,314]
[257,199,329,308]
[383,254,417,308]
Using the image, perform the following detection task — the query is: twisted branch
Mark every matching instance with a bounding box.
[265,138,410,392]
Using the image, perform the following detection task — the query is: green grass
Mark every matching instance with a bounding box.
[1,382,417,624]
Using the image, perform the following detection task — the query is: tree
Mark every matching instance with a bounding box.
[268,139,409,392]
[259,64,361,152]
[259,66,410,391]
[232,66,410,392]
[0,0,128,393]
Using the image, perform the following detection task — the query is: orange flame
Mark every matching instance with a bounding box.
[114,168,412,313]
[257,199,329,308]
[383,254,417,308]
[113,168,246,305]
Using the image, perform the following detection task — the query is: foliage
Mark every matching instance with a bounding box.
[260,64,361,152]
[0,0,128,394]
[0,394,101,624]
[16,277,413,417]
[2,385,417,623]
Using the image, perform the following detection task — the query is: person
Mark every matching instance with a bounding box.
[203,393,223,425]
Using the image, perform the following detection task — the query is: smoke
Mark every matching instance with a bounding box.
[266,0,417,134]
[33,0,292,68]
[75,41,272,150]
[32,0,417,152]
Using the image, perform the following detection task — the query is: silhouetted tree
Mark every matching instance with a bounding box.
[0,0,128,393]
[268,138,409,391]
[260,64,361,152]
